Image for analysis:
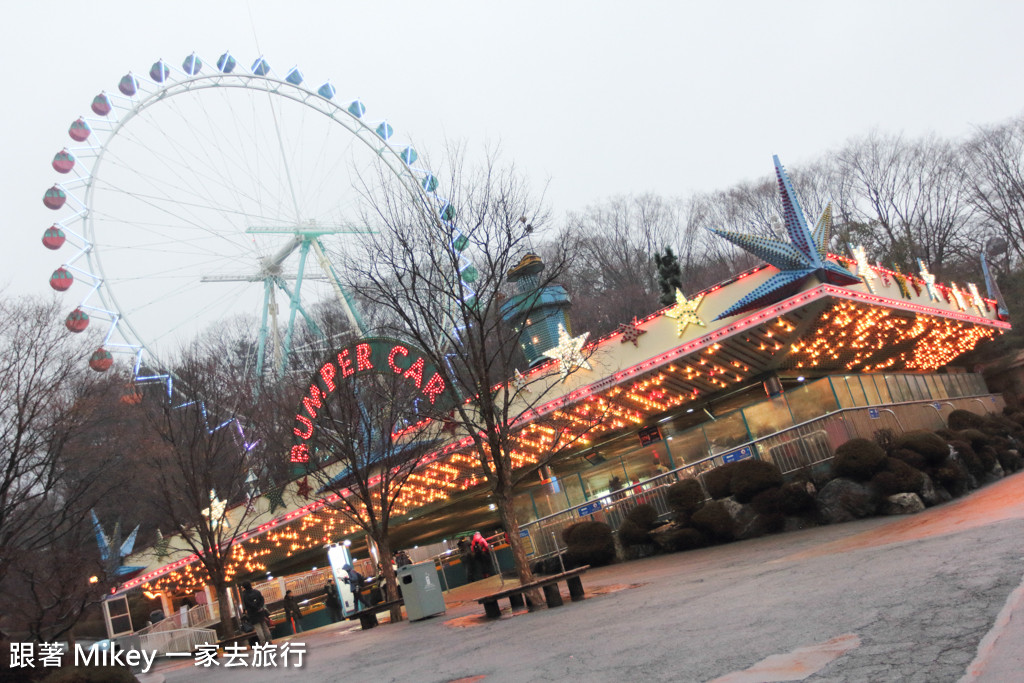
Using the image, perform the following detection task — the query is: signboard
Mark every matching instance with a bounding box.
[868,408,880,419]
[577,500,603,517]
[519,528,535,557]
[638,425,662,446]
[721,446,754,464]
[932,403,941,410]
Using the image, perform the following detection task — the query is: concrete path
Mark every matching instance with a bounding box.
[149,471,1024,682]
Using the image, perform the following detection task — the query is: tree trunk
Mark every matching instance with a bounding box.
[496,489,543,607]
[213,581,236,638]
[374,535,404,623]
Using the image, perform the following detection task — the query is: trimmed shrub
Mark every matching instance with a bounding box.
[702,462,737,499]
[873,428,898,453]
[750,487,784,515]
[666,478,705,515]
[997,449,1023,473]
[662,526,708,551]
[625,503,659,530]
[778,482,817,516]
[947,409,986,431]
[729,459,784,503]
[832,438,887,481]
[933,459,970,497]
[690,500,736,542]
[562,521,616,567]
[895,431,949,466]
[982,414,1024,439]
[890,447,928,471]
[871,457,925,496]
[956,428,991,453]
[617,518,651,548]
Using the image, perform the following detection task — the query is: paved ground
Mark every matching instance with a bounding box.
[145,471,1024,682]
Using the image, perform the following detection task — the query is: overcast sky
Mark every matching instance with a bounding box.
[3,0,1022,310]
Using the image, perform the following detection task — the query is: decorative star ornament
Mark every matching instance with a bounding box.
[512,369,530,394]
[917,260,941,302]
[153,529,171,562]
[266,487,286,514]
[542,323,591,381]
[617,317,648,346]
[950,282,968,311]
[708,157,860,319]
[967,282,985,314]
[201,490,230,529]
[876,262,891,287]
[441,409,459,435]
[665,290,705,337]
[891,265,913,300]
[849,244,876,293]
[296,477,313,500]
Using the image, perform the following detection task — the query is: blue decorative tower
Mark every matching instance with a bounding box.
[501,253,573,367]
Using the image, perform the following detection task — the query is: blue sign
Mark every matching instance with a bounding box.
[869,408,880,419]
[577,501,603,517]
[722,446,754,463]
[932,403,941,410]
[519,529,530,538]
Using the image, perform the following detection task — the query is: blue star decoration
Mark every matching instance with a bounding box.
[708,156,860,319]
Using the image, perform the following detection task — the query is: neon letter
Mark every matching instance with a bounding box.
[356,343,373,372]
[388,345,409,374]
[422,373,446,405]
[338,349,354,378]
[302,385,326,418]
[320,362,337,392]
[294,415,313,440]
[403,357,425,388]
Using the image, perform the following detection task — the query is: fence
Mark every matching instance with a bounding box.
[119,627,218,657]
[518,393,1005,559]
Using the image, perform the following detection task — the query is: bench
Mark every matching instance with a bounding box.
[477,565,590,619]
[345,598,404,630]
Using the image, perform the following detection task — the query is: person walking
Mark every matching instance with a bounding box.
[343,564,367,611]
[282,590,303,634]
[471,532,491,579]
[324,581,343,622]
[240,582,272,644]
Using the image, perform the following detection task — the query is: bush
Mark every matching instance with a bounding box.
[982,414,1024,439]
[873,428,898,453]
[895,431,949,465]
[624,503,659,530]
[832,438,887,481]
[666,478,705,515]
[933,459,970,497]
[702,462,738,499]
[997,449,1023,473]
[956,428,991,453]
[690,500,736,542]
[871,457,925,496]
[750,487,784,515]
[562,521,616,567]
[947,409,986,431]
[777,482,817,516]
[890,447,928,471]
[617,519,653,549]
[661,527,708,552]
[729,459,784,503]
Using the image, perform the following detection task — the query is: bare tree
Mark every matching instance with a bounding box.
[300,359,441,622]
[964,114,1024,266]
[342,148,605,601]
[141,348,273,637]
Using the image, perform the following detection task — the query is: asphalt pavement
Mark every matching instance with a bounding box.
[143,471,1024,682]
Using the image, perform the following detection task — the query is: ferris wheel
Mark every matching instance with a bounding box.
[41,52,479,384]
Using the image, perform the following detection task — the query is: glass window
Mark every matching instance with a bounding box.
[514,491,538,524]
[845,376,867,406]
[663,427,712,466]
[832,377,855,408]
[702,411,751,455]
[744,396,795,437]
[886,375,907,402]
[788,379,840,423]
[861,375,881,404]
[911,375,929,400]
[873,375,891,403]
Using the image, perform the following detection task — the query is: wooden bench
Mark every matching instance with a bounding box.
[345,598,404,630]
[477,565,590,619]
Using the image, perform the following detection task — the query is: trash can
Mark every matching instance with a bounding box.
[397,561,446,621]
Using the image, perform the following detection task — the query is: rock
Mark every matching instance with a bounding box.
[816,478,878,524]
[917,473,941,506]
[720,497,759,540]
[883,492,925,515]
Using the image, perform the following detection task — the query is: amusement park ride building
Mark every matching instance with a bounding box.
[115,174,1011,602]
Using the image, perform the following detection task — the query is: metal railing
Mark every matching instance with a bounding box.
[132,602,218,637]
[120,627,217,656]
[518,393,1004,558]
